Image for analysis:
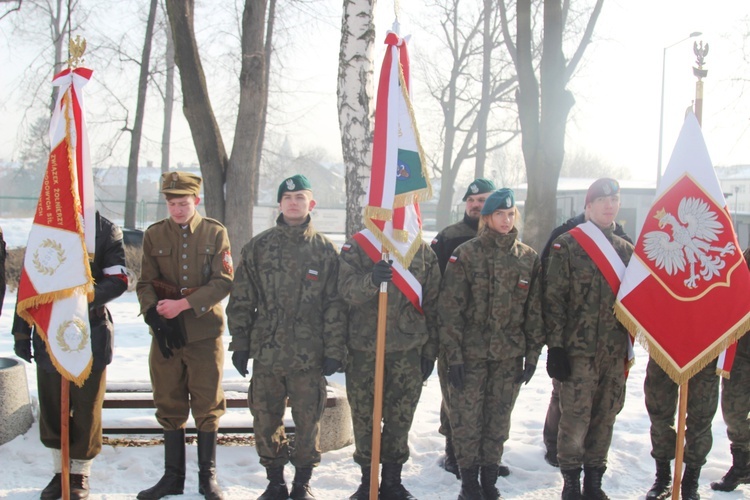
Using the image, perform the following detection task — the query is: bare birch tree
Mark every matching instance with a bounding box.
[337,0,375,238]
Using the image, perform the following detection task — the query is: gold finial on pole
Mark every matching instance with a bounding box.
[67,35,87,69]
[692,41,709,126]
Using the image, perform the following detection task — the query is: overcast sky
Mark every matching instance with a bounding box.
[1,0,749,186]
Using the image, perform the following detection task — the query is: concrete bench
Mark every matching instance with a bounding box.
[102,380,353,452]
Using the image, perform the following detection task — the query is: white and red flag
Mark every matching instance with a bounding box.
[614,113,750,384]
[16,67,96,386]
[358,31,431,307]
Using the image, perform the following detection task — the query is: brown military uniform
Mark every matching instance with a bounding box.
[137,211,233,431]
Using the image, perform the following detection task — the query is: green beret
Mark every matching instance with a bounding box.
[462,178,496,201]
[481,188,515,215]
[277,174,312,202]
[160,171,201,196]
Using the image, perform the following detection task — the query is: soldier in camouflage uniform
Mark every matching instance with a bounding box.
[710,248,750,493]
[644,358,718,500]
[227,174,347,500]
[439,188,544,500]
[339,231,440,500]
[539,213,633,468]
[137,172,233,500]
[430,178,495,479]
[544,178,633,500]
[0,225,5,313]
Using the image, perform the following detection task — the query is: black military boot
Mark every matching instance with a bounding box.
[582,466,609,500]
[380,463,416,500]
[349,465,371,500]
[258,466,288,500]
[681,466,701,500]
[479,464,502,499]
[290,467,315,499]
[442,436,461,479]
[646,460,672,499]
[40,473,62,500]
[197,431,223,500]
[70,474,90,500]
[711,447,750,491]
[458,466,485,500]
[137,429,186,499]
[561,468,583,500]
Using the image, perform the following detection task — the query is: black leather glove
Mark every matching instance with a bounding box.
[14,339,32,363]
[145,307,175,359]
[546,347,571,382]
[515,361,536,385]
[322,357,343,376]
[372,260,393,286]
[165,318,186,350]
[448,364,465,391]
[420,357,435,382]
[232,350,250,377]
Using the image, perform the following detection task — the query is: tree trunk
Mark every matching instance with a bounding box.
[49,0,66,113]
[253,0,275,203]
[124,0,158,229]
[225,0,267,246]
[338,0,376,238]
[474,0,492,179]
[158,4,175,222]
[165,0,228,222]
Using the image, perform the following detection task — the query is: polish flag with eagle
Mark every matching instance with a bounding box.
[614,113,750,384]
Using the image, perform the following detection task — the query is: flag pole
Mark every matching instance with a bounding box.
[61,377,71,500]
[671,41,708,500]
[369,251,389,498]
[671,382,689,500]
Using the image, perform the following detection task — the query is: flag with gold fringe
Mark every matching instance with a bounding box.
[614,113,750,384]
[16,66,96,386]
[358,31,431,308]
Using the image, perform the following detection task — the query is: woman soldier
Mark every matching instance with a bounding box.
[439,188,544,500]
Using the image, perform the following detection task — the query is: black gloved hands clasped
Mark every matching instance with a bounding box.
[232,350,250,377]
[322,357,343,376]
[145,307,185,359]
[546,347,571,382]
[372,260,393,287]
[448,363,465,391]
[14,339,32,363]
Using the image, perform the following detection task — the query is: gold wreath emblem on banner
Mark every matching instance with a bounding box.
[56,318,89,353]
[33,239,67,276]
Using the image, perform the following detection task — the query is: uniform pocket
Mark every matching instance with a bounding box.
[151,247,172,257]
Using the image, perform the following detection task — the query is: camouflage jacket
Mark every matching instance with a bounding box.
[438,227,544,366]
[430,214,479,274]
[226,215,347,371]
[137,212,233,343]
[338,235,440,359]
[544,223,634,358]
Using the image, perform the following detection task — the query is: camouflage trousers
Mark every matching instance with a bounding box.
[449,357,523,469]
[38,365,106,460]
[721,334,750,452]
[346,348,423,466]
[249,361,327,469]
[645,357,719,466]
[557,353,626,469]
[543,378,562,455]
[438,352,451,438]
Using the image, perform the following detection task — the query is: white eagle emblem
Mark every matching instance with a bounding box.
[643,197,736,289]
[286,178,296,190]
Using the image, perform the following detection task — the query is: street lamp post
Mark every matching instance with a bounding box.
[657,31,702,188]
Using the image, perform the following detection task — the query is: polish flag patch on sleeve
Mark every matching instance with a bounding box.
[431,237,439,245]
[342,243,352,252]
[553,243,562,250]
[306,269,319,281]
[449,254,459,264]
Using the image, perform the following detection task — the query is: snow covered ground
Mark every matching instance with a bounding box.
[0,218,746,499]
